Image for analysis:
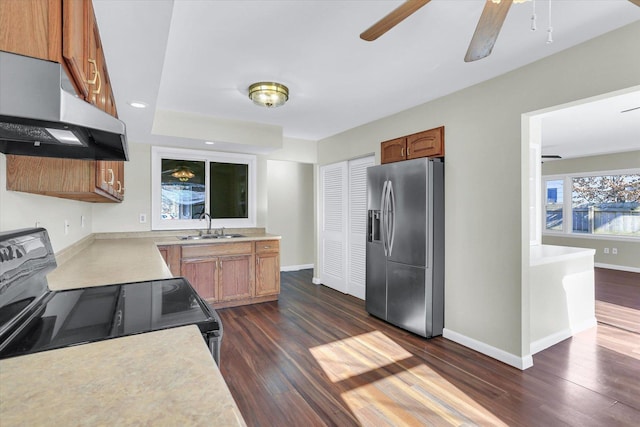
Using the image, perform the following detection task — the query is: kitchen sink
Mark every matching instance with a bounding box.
[177,234,245,240]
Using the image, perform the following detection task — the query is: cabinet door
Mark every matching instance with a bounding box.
[218,255,253,301]
[407,127,444,159]
[181,258,218,301]
[114,161,125,198]
[0,0,61,61]
[256,252,280,297]
[381,137,407,164]
[62,0,89,98]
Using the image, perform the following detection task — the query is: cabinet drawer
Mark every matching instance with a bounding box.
[255,240,280,254]
[182,242,253,258]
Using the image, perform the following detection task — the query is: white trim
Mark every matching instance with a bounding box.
[542,231,640,243]
[530,317,596,355]
[595,263,640,273]
[280,264,314,272]
[541,170,640,241]
[312,276,322,285]
[530,329,572,355]
[443,328,534,370]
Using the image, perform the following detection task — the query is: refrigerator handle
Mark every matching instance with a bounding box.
[387,180,396,256]
[381,180,389,256]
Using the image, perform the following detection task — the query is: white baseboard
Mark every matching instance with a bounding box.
[312,277,322,285]
[530,317,596,355]
[595,263,640,273]
[280,264,314,272]
[443,328,533,370]
[571,317,598,335]
[530,329,572,355]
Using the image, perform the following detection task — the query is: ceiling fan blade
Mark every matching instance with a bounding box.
[360,0,432,41]
[541,155,562,159]
[464,0,513,62]
[628,0,640,7]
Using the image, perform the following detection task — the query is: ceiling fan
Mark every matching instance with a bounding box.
[360,0,640,62]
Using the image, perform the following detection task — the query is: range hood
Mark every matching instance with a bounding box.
[0,51,128,161]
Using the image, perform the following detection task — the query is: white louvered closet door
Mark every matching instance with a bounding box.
[319,162,348,293]
[347,156,375,299]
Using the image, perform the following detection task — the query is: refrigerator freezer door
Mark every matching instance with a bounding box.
[387,159,428,268]
[386,261,430,337]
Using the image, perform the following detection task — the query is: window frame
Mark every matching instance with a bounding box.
[542,168,640,241]
[151,146,257,231]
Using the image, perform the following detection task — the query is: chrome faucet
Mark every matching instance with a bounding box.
[199,212,212,234]
[216,227,225,236]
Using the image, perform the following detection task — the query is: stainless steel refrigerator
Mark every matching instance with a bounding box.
[366,157,444,338]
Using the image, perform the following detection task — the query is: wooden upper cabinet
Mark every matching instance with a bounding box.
[0,0,62,61]
[1,1,124,203]
[381,137,407,164]
[381,126,444,164]
[62,0,89,98]
[407,126,444,159]
[0,0,117,117]
[6,155,122,202]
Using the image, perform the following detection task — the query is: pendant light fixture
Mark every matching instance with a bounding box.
[248,82,289,108]
[172,167,195,182]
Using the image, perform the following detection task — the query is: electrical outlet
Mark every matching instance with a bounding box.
[64,220,70,235]
[612,248,618,255]
[81,215,86,228]
[604,248,609,254]
[139,213,147,224]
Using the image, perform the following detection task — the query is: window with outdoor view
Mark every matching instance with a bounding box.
[543,171,640,238]
[151,147,256,230]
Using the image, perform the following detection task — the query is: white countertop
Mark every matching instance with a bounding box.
[530,244,596,266]
[2,232,252,426]
[0,326,246,426]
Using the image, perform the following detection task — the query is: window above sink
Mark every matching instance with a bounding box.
[151,147,257,231]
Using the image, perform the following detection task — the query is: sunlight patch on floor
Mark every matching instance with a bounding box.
[310,331,508,426]
[310,330,413,382]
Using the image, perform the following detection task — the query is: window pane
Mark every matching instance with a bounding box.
[210,162,248,219]
[571,174,640,236]
[545,179,564,231]
[161,159,205,220]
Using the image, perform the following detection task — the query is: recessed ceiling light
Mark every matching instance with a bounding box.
[205,141,215,145]
[128,101,148,109]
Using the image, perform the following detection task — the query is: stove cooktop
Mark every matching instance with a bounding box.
[0,228,221,362]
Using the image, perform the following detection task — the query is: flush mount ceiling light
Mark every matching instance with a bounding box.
[248,82,289,108]
[172,167,195,182]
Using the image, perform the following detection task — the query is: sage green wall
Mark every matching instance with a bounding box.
[542,150,640,270]
[0,154,94,253]
[316,22,640,363]
[267,160,315,268]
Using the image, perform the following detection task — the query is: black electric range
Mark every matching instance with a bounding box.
[0,228,222,364]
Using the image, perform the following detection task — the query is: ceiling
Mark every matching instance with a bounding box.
[92,0,640,156]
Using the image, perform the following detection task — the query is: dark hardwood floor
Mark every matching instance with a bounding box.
[218,268,640,426]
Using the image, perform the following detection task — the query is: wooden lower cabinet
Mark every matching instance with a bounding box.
[218,255,253,301]
[255,241,280,297]
[181,257,218,301]
[173,240,278,309]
